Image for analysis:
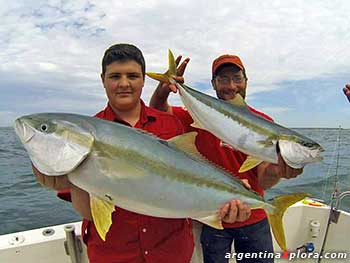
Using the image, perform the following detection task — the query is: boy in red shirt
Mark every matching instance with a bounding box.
[33,44,246,263]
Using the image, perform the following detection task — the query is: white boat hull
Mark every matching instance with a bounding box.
[1,200,349,263]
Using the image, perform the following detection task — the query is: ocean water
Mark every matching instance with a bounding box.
[0,127,349,235]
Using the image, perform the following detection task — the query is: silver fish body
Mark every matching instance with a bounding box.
[14,113,265,217]
[176,83,324,169]
[14,112,308,250]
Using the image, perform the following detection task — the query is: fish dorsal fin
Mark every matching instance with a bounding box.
[90,194,115,241]
[136,129,206,163]
[168,132,203,158]
[169,133,241,178]
[239,156,264,173]
[227,94,248,107]
[195,214,223,230]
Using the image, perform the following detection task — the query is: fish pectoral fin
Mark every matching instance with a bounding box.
[146,49,177,83]
[168,132,204,159]
[227,94,248,107]
[239,156,263,173]
[90,194,115,241]
[195,214,223,230]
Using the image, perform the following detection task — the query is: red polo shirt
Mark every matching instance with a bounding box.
[59,101,194,263]
[172,106,273,228]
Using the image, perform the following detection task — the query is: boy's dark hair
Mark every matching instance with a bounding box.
[102,43,145,76]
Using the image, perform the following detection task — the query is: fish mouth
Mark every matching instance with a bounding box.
[14,118,35,144]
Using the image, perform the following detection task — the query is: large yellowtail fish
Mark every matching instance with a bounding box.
[146,50,324,172]
[15,113,308,250]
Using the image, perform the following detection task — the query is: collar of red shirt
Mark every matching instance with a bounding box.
[100,100,156,126]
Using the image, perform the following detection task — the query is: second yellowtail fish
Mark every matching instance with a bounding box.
[146,50,324,172]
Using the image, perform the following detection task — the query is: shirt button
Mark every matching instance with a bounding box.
[144,251,148,255]
[142,228,147,233]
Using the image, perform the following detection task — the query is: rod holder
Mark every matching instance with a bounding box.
[64,224,82,263]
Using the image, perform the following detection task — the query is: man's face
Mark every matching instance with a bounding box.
[212,65,247,101]
[101,60,144,112]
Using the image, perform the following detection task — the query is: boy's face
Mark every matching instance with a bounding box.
[101,60,144,112]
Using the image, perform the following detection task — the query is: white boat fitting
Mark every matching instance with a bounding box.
[1,195,349,263]
[0,222,89,263]
[272,195,350,263]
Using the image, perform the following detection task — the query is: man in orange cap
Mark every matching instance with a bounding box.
[150,53,303,263]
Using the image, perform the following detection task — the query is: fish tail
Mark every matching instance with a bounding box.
[266,193,309,251]
[146,49,177,83]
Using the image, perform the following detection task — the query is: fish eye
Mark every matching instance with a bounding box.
[40,123,49,132]
[300,141,314,148]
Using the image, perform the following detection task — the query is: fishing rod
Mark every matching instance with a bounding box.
[317,126,342,263]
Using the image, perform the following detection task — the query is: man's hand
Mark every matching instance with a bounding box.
[219,179,251,224]
[277,153,303,179]
[257,153,304,189]
[343,83,350,103]
[167,55,190,93]
[150,55,190,113]
[32,164,72,190]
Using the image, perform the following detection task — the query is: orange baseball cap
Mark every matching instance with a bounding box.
[212,54,245,76]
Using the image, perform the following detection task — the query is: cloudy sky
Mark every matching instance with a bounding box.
[1,0,350,128]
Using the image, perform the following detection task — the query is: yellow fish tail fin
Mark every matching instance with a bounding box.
[167,49,177,76]
[267,193,310,251]
[146,49,177,84]
[145,72,170,83]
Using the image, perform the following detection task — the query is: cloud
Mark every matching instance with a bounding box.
[1,0,350,127]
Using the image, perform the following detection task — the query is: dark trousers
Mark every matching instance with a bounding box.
[200,218,274,263]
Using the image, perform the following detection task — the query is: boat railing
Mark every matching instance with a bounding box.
[335,191,350,211]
